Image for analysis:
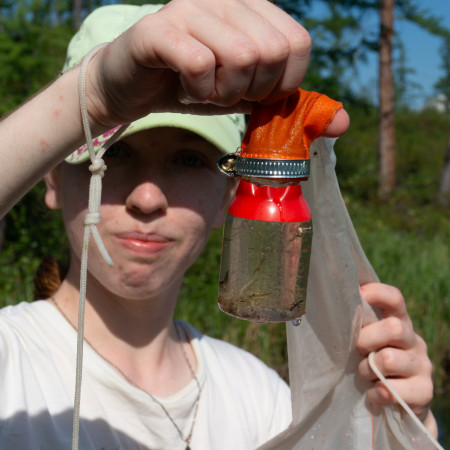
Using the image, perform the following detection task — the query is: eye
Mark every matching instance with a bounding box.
[173,152,206,167]
[103,143,129,158]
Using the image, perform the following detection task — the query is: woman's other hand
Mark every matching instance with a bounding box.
[356,282,438,437]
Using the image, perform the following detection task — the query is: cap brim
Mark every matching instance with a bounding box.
[66,112,244,164]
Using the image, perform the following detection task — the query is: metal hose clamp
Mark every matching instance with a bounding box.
[217,154,310,179]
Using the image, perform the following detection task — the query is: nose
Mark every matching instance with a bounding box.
[125,179,169,216]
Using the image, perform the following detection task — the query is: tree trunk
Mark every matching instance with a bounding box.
[438,134,450,207]
[73,0,83,30]
[378,0,396,201]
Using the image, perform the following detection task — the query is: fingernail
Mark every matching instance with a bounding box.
[178,92,199,105]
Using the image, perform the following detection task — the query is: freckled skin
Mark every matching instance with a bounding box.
[40,138,49,153]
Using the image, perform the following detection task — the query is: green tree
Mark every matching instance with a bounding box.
[0,1,73,115]
[281,0,450,200]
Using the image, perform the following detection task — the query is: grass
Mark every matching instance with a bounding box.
[344,200,450,393]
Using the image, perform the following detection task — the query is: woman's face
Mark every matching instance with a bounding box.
[45,127,236,301]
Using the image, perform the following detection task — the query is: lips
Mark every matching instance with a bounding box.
[114,231,174,256]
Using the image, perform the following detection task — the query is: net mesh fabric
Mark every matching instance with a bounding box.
[258,137,436,450]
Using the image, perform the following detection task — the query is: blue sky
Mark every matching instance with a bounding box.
[352,0,450,108]
[396,0,450,106]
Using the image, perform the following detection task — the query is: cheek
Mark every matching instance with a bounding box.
[170,180,227,254]
[172,174,228,217]
[174,197,218,238]
[59,174,91,256]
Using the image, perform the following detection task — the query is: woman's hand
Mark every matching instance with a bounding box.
[356,282,438,437]
[85,0,312,128]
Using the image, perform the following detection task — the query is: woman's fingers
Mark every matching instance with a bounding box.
[323,108,350,137]
[244,0,311,101]
[178,8,263,105]
[357,282,435,425]
[365,375,434,418]
[168,0,310,106]
[357,283,416,355]
[357,314,416,354]
[358,347,424,381]
[360,282,409,321]
[89,0,313,125]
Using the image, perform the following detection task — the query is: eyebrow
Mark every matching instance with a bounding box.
[175,130,220,153]
[176,130,208,143]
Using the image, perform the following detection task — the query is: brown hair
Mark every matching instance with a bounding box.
[33,255,68,300]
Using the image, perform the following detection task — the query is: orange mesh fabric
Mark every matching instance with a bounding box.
[241,89,343,159]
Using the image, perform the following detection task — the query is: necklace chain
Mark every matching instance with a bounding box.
[49,297,201,449]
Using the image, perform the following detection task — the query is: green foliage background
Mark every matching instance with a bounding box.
[0,1,449,444]
[4,106,447,392]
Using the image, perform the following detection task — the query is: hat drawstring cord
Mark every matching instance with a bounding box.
[73,42,129,450]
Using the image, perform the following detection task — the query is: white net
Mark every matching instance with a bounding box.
[258,137,438,450]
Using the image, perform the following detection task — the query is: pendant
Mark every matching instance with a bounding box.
[186,446,190,450]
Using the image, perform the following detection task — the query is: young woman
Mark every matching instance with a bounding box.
[0,1,436,448]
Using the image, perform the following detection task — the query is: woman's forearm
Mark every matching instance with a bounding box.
[0,68,94,217]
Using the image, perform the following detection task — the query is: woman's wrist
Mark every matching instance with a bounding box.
[81,44,123,136]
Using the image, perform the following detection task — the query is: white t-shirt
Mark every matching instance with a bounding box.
[0,301,291,449]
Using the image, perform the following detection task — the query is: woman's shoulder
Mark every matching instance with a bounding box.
[0,300,53,324]
[0,300,67,348]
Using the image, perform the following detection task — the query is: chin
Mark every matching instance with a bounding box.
[113,269,181,298]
